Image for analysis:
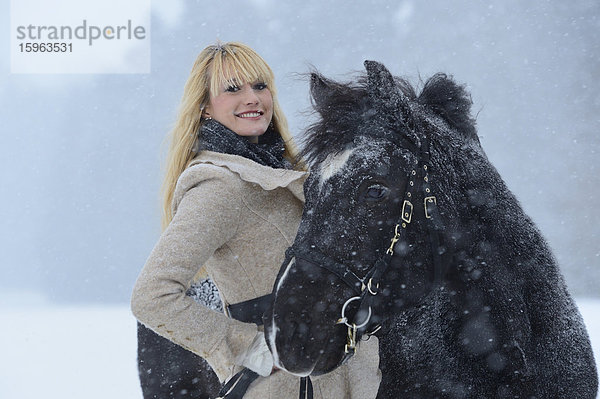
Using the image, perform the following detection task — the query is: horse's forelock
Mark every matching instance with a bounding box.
[300,70,420,168]
[300,79,368,167]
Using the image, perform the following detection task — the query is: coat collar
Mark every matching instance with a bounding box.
[189,151,307,202]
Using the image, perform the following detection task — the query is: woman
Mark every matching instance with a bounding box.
[131,42,381,398]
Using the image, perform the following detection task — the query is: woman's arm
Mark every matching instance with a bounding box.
[131,164,258,381]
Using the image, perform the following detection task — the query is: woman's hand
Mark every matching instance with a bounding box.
[240,331,274,377]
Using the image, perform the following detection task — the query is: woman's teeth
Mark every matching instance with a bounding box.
[238,112,261,118]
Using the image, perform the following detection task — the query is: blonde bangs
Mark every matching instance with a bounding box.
[207,44,276,99]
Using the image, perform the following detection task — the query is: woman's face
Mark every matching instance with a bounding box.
[204,80,274,139]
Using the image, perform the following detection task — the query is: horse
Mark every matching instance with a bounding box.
[264,61,598,398]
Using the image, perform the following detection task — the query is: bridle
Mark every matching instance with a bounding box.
[281,133,451,369]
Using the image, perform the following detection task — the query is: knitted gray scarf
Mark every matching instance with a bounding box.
[196,119,291,169]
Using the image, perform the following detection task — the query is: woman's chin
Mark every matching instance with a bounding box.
[236,129,267,138]
[232,119,269,137]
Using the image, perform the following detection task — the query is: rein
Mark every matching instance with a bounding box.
[285,134,450,368]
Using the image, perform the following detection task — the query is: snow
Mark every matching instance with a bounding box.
[0,304,141,399]
[0,299,598,398]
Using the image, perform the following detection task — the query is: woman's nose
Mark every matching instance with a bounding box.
[242,86,260,105]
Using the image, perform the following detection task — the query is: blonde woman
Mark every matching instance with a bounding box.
[131,42,381,398]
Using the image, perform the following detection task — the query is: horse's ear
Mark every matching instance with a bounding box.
[364,60,419,145]
[364,61,410,116]
[310,72,334,111]
[418,73,478,142]
[364,60,396,98]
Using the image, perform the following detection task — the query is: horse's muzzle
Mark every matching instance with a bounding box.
[265,255,350,376]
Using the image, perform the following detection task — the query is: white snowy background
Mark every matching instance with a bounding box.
[0,299,598,398]
[0,0,598,397]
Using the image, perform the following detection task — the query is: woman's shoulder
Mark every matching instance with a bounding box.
[171,163,245,222]
[174,156,243,203]
[189,151,307,193]
[174,151,308,210]
[179,154,241,187]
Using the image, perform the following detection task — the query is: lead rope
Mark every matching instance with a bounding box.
[216,369,259,399]
[216,369,314,399]
[299,376,314,399]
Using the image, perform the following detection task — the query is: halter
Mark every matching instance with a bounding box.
[283,133,450,368]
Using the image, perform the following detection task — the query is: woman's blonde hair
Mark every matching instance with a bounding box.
[160,42,300,230]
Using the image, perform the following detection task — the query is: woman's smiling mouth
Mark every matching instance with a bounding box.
[236,111,264,118]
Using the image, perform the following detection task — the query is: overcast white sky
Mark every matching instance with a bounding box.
[1,0,598,304]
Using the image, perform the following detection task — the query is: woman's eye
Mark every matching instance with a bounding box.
[365,184,389,201]
[253,82,267,90]
[225,85,240,92]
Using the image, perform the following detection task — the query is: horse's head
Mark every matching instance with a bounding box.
[264,61,481,376]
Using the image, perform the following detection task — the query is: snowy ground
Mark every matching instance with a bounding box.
[0,299,598,398]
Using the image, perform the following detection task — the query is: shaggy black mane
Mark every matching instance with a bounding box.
[300,70,476,167]
[419,73,477,140]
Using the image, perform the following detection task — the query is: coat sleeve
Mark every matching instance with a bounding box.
[131,164,258,381]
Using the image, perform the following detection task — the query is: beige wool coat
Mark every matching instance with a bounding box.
[131,151,381,399]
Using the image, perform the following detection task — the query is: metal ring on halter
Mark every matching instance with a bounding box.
[339,296,372,329]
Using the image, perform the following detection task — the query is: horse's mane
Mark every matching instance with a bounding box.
[300,70,477,166]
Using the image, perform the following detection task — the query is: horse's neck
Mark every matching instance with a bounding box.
[376,293,459,392]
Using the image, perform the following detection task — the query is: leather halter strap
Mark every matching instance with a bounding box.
[222,137,449,396]
[358,135,449,333]
[284,134,450,369]
[285,246,364,295]
[226,294,272,325]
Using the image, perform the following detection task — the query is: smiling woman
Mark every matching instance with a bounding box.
[130,42,381,399]
[202,80,274,140]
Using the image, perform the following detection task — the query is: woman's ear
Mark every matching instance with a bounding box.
[201,104,212,119]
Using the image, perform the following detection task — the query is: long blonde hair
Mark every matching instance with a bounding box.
[161,42,300,230]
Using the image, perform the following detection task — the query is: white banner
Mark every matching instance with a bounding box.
[10,0,151,74]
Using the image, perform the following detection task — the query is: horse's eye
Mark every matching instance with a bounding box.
[365,184,389,201]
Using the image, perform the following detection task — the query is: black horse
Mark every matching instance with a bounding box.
[264,61,598,398]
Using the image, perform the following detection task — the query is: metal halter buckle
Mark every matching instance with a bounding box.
[401,200,413,223]
[424,196,437,219]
